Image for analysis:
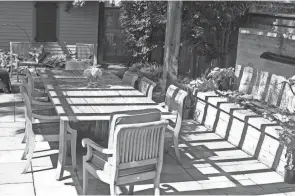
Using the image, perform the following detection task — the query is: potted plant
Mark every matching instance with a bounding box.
[83,66,103,87]
[207,67,236,91]
[275,114,295,184]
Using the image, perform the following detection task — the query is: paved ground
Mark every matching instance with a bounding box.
[2,76,295,195]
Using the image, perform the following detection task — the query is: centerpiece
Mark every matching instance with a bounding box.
[83,66,103,87]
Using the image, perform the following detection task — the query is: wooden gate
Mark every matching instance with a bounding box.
[104,7,131,63]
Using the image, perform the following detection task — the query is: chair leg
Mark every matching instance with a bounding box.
[21,134,30,160]
[71,132,77,172]
[22,136,35,174]
[67,140,71,156]
[110,183,117,196]
[128,185,134,195]
[164,139,169,153]
[173,136,181,164]
[21,127,27,144]
[154,175,161,196]
[83,166,88,195]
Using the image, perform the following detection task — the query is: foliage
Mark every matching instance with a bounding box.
[177,67,236,94]
[120,1,251,65]
[0,45,45,71]
[277,120,295,170]
[65,0,85,12]
[0,49,16,70]
[129,62,163,82]
[207,67,236,91]
[72,0,85,7]
[84,66,103,88]
[42,54,68,68]
[182,1,249,59]
[120,1,167,62]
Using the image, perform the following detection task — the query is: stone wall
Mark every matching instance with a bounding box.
[191,27,295,176]
[194,92,287,176]
[236,28,295,113]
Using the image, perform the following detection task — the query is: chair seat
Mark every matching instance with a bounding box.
[34,82,45,90]
[89,150,155,177]
[32,122,60,136]
[33,108,57,116]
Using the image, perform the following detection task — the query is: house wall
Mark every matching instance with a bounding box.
[58,1,98,47]
[0,1,34,49]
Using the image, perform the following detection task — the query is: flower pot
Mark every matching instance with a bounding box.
[284,168,295,184]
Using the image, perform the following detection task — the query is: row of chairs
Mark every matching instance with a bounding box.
[21,68,188,195]
[122,71,157,99]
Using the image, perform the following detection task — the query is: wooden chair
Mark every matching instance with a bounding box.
[20,85,77,174]
[159,84,188,164]
[76,43,95,60]
[10,42,30,82]
[20,82,58,143]
[82,109,168,195]
[65,60,91,70]
[138,77,157,99]
[122,71,138,88]
[25,69,48,102]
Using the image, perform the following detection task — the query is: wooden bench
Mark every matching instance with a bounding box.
[193,28,295,177]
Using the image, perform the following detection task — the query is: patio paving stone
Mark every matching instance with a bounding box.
[0,172,33,184]
[3,79,295,196]
[0,150,25,163]
[0,183,35,196]
[0,136,26,150]
[0,126,25,137]
[0,162,27,174]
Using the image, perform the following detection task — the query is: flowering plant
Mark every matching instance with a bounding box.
[83,66,103,87]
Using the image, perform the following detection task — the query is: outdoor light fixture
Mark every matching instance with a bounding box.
[1,24,31,47]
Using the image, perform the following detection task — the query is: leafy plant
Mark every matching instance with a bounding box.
[120,1,167,62]
[276,117,295,170]
[207,67,236,91]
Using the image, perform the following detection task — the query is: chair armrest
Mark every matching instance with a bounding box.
[32,99,52,106]
[32,113,60,122]
[82,138,113,155]
[32,91,47,97]
[159,102,165,107]
[67,125,77,134]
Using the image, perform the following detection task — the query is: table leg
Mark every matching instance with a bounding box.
[95,121,109,140]
[56,120,68,181]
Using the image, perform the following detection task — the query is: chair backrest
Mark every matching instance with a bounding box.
[138,77,157,99]
[112,119,168,184]
[10,42,30,57]
[122,71,138,87]
[165,84,188,118]
[20,80,33,101]
[20,84,32,122]
[25,68,37,96]
[108,109,162,148]
[76,43,95,60]
[65,60,91,70]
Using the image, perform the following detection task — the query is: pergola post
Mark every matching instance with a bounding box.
[97,2,105,63]
[162,1,183,92]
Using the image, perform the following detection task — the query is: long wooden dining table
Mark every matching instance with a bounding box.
[38,69,175,180]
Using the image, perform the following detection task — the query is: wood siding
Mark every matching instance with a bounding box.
[59,1,98,46]
[0,2,33,49]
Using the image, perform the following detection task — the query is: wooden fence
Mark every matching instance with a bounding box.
[104,7,238,78]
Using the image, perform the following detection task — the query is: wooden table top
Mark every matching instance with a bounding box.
[39,69,174,121]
